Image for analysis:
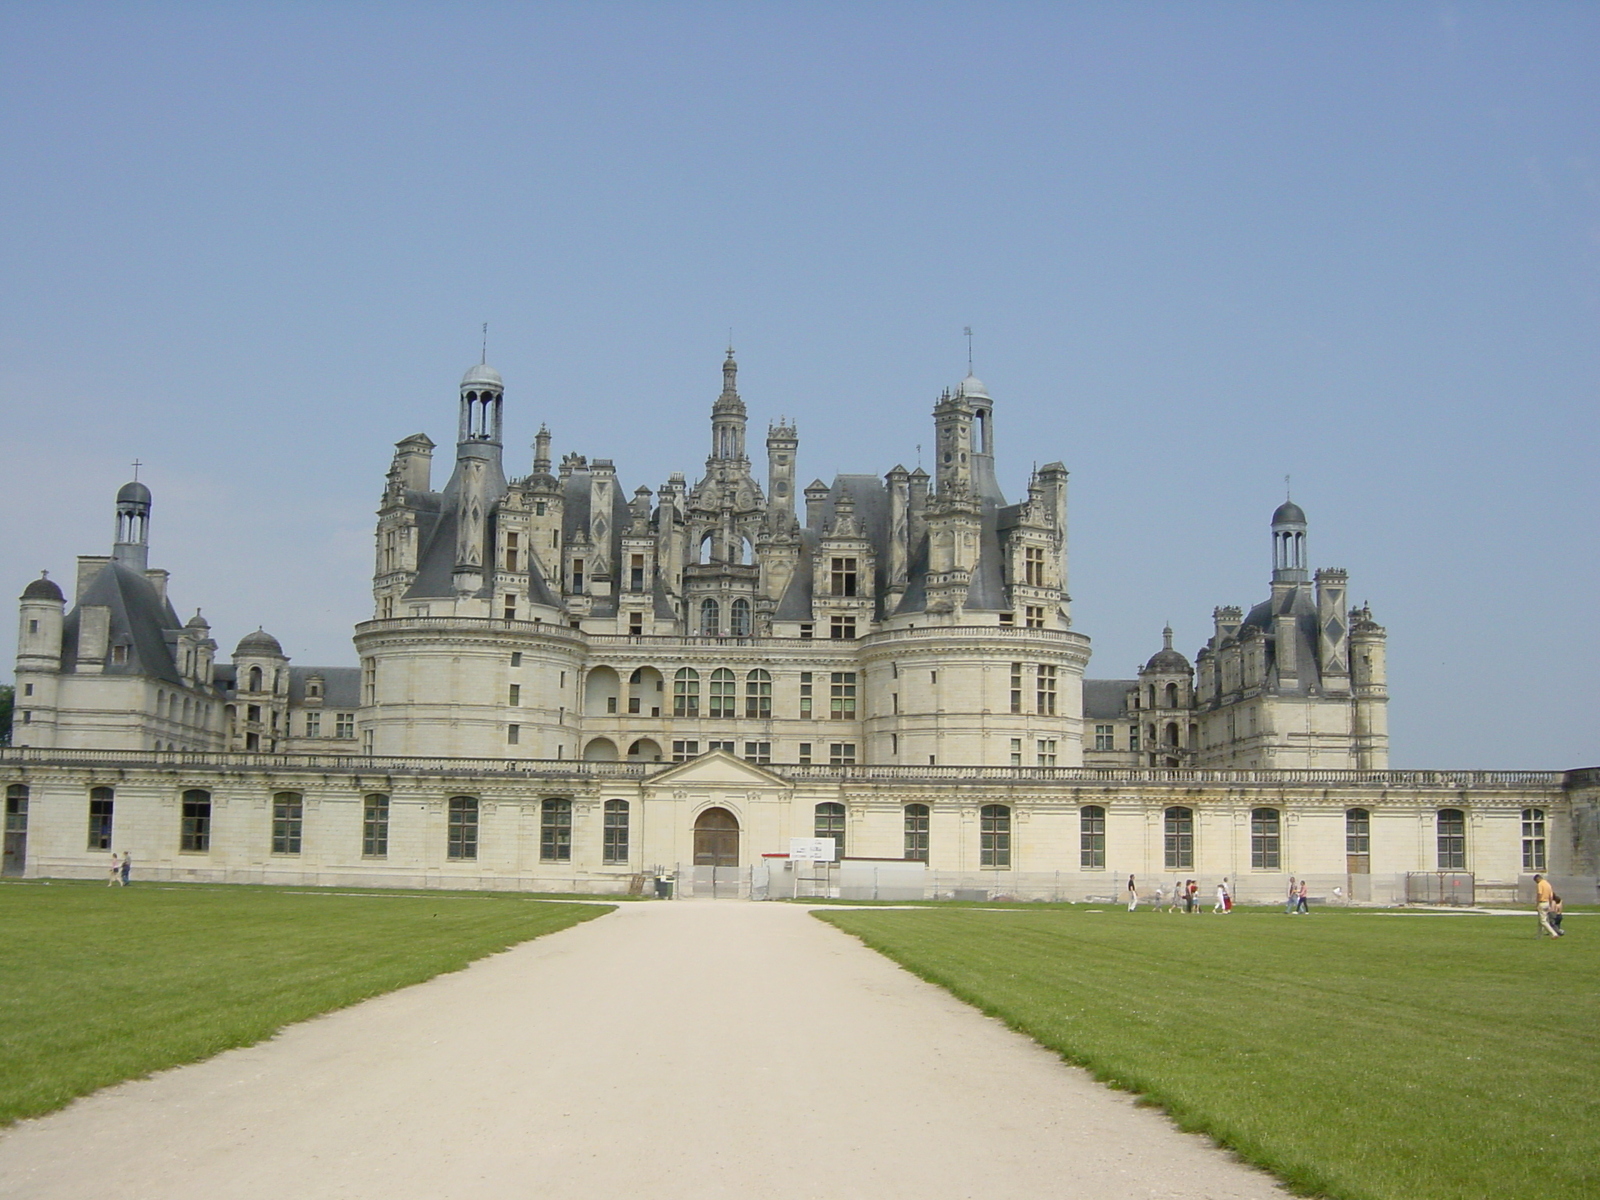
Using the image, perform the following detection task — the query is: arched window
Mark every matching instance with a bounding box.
[1079,805,1106,869]
[1521,808,1546,872]
[1345,808,1370,874]
[1436,808,1466,870]
[540,798,572,862]
[1164,682,1179,708]
[814,802,846,859]
[980,804,1011,868]
[1250,807,1281,869]
[1146,684,1156,710]
[709,668,737,719]
[730,597,751,637]
[447,796,479,860]
[1164,806,1193,870]
[904,803,929,862]
[1164,722,1180,747]
[88,786,114,850]
[673,668,700,717]
[272,792,303,855]
[745,669,772,719]
[363,794,389,858]
[700,598,720,636]
[248,666,262,692]
[180,789,211,852]
[603,799,629,864]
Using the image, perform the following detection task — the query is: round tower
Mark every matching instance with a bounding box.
[14,572,66,747]
[113,479,152,572]
[1271,499,1308,583]
[232,628,289,752]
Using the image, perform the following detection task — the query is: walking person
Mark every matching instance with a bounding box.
[1170,880,1183,914]
[1153,880,1165,912]
[1535,874,1559,937]
[107,853,120,887]
[1222,877,1233,912]
[1126,874,1139,912]
[1296,879,1309,915]
[120,853,132,887]
[1213,880,1228,913]
[1286,876,1298,914]
[1549,895,1565,936]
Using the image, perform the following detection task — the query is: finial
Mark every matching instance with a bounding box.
[727,328,734,356]
[1163,625,1174,649]
[481,323,488,364]
[131,459,142,481]
[963,325,973,374]
[39,570,49,580]
[1285,473,1291,501]
[915,443,922,469]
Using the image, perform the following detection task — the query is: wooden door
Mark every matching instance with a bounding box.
[693,807,740,867]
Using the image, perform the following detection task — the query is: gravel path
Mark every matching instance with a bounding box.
[0,900,1284,1199]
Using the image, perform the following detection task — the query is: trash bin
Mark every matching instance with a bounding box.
[655,876,674,899]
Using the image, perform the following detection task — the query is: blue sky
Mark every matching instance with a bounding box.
[2,2,1596,768]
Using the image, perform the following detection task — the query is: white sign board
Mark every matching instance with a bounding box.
[789,837,837,862]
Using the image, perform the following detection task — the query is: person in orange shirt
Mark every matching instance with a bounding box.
[1534,874,1559,938]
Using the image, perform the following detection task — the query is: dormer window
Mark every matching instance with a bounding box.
[111,644,128,665]
[830,557,858,597]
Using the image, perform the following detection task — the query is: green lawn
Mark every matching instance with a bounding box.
[817,906,1596,1200]
[0,879,612,1125]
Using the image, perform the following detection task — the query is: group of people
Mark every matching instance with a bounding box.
[1285,876,1310,914]
[1125,876,1232,913]
[106,853,132,887]
[1534,874,1565,938]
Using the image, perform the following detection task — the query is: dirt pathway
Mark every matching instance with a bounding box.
[0,901,1283,1199]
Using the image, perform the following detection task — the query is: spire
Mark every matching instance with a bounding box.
[709,347,748,462]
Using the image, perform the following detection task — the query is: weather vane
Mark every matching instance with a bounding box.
[963,326,973,374]
[481,323,488,364]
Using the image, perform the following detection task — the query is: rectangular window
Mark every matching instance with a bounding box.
[1024,546,1045,587]
[507,724,520,745]
[745,671,772,718]
[509,684,521,706]
[709,670,736,719]
[1521,808,1547,873]
[829,672,857,720]
[571,559,584,593]
[1437,809,1466,870]
[1129,724,1140,752]
[797,742,812,765]
[504,596,517,621]
[1164,807,1194,870]
[830,556,858,597]
[362,793,389,858]
[180,790,210,852]
[111,644,127,664]
[671,739,699,762]
[272,792,303,855]
[1346,807,1371,874]
[504,531,519,572]
[998,611,1014,626]
[1080,805,1106,869]
[1036,664,1057,715]
[980,805,1011,868]
[1250,808,1281,869]
[799,623,813,639]
[1009,737,1022,767]
[362,658,377,705]
[630,554,645,592]
[1036,739,1057,767]
[603,800,629,864]
[829,742,856,765]
[511,651,523,667]
[629,613,643,635]
[799,672,813,719]
[304,711,321,738]
[540,799,571,862]
[1025,605,1045,629]
[335,713,355,739]
[814,803,847,857]
[1010,663,1023,714]
[830,615,856,640]
[88,788,114,851]
[708,740,736,753]
[448,796,479,860]
[743,741,771,765]
[1093,724,1114,751]
[904,804,929,862]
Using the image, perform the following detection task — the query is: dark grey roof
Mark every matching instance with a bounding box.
[22,574,64,602]
[60,562,184,684]
[1142,648,1192,675]
[287,667,361,707]
[1083,679,1136,719]
[1272,500,1306,527]
[774,532,816,621]
[117,480,152,505]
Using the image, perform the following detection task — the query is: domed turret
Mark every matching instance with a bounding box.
[958,374,989,399]
[117,480,153,506]
[1272,499,1306,528]
[113,478,152,571]
[21,572,64,603]
[235,628,284,657]
[460,362,504,390]
[459,361,504,444]
[1271,498,1308,583]
[1142,626,1191,675]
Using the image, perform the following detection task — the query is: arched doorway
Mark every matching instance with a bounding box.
[693,807,740,867]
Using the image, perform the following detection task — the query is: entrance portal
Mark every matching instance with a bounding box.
[693,807,740,867]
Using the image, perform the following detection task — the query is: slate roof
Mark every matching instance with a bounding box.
[1083,679,1136,720]
[60,562,184,683]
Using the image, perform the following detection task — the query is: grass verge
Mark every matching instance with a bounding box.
[0,879,611,1125]
[816,906,1597,1200]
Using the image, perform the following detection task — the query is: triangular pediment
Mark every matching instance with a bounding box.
[645,750,792,789]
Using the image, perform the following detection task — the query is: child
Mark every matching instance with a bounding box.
[1550,895,1565,937]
